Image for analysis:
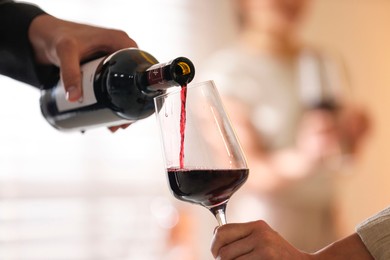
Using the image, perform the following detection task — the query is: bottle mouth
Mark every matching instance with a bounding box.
[171,57,195,85]
[176,62,192,76]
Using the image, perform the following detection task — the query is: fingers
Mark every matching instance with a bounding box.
[217,234,255,260]
[211,223,251,257]
[53,28,138,103]
[108,125,121,133]
[108,123,131,133]
[211,221,269,258]
[105,29,138,51]
[89,29,138,56]
[212,220,274,259]
[56,37,82,102]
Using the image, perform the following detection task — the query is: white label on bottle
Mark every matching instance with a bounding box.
[55,57,105,112]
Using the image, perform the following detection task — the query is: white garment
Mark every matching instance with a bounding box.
[357,206,390,260]
[199,45,347,252]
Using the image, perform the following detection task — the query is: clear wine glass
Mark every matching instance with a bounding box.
[154,80,249,226]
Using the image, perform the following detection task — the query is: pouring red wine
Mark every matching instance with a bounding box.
[155,80,249,226]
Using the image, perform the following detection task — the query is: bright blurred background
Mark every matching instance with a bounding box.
[0,0,389,259]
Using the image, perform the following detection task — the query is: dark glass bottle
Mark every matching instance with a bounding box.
[40,48,195,132]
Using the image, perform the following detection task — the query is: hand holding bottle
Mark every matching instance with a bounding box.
[28,14,137,132]
[40,49,195,132]
[29,14,137,101]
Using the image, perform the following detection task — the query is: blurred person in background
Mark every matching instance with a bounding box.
[0,0,137,131]
[168,0,370,256]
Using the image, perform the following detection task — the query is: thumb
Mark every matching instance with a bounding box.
[56,39,82,102]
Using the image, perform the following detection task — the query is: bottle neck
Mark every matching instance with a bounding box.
[139,57,195,93]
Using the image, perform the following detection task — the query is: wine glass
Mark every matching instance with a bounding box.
[154,80,249,226]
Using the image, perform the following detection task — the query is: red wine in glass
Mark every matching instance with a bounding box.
[167,168,249,208]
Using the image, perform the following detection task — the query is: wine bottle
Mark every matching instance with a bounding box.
[40,48,195,132]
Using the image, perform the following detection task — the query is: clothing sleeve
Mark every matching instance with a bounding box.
[356,206,390,260]
[0,1,58,88]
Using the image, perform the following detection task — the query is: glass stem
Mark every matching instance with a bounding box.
[210,203,227,226]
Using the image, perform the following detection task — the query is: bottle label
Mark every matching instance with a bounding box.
[55,57,105,112]
[146,60,174,85]
[147,62,166,85]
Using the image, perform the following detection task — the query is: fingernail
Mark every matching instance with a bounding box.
[66,86,81,102]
